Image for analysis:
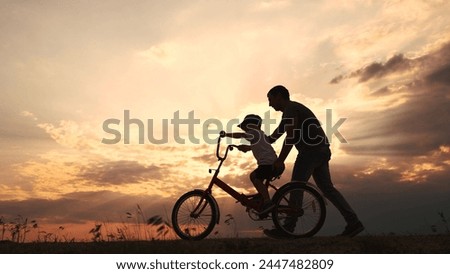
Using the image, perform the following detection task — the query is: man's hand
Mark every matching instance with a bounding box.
[273,159,285,173]
[237,145,251,153]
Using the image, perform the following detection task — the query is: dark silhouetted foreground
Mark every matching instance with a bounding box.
[1,235,449,254]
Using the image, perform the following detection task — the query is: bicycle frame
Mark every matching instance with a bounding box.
[172,135,327,239]
[202,136,277,210]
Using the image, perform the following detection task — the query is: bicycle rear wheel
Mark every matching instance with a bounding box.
[271,182,326,238]
[171,190,218,240]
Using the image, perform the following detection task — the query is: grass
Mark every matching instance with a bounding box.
[1,235,449,254]
[1,210,449,253]
[1,205,173,243]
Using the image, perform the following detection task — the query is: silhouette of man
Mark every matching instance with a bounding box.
[265,85,364,238]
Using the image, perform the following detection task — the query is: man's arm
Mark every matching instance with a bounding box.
[224,132,248,139]
[274,116,298,167]
[269,121,286,143]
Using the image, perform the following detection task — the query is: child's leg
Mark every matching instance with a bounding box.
[250,170,270,203]
[251,167,275,215]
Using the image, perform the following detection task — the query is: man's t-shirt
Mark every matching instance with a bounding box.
[278,101,329,150]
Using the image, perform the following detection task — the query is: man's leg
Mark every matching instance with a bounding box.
[265,148,363,238]
[312,148,364,236]
[268,151,316,232]
[312,159,358,224]
[286,150,320,230]
[265,151,315,238]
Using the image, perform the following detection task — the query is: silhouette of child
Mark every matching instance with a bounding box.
[222,114,279,215]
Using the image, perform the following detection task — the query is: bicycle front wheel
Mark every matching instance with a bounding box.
[171,190,218,240]
[272,183,326,238]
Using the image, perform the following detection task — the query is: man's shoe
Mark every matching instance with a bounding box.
[283,217,297,233]
[340,221,364,237]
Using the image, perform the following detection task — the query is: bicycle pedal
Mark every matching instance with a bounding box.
[258,212,270,220]
[250,208,271,219]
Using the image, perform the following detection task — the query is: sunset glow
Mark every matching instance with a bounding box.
[1,0,449,240]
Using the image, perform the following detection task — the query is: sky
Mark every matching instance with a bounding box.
[1,0,449,240]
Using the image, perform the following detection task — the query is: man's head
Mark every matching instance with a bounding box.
[238,114,262,131]
[267,85,290,111]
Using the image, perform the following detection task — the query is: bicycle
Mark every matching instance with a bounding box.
[171,132,326,240]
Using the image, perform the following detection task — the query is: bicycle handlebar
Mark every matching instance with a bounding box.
[216,132,238,161]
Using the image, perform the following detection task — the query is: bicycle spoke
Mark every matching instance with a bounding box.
[272,183,326,237]
[172,190,218,240]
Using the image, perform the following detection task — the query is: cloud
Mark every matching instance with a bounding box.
[192,153,218,165]
[425,61,450,85]
[78,160,163,186]
[330,54,412,84]
[326,150,450,235]
[353,146,450,183]
[0,190,172,224]
[20,110,38,121]
[36,120,95,150]
[3,1,450,238]
[332,40,450,85]
[137,42,178,67]
[332,41,450,158]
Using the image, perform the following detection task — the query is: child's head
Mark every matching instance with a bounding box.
[238,114,262,131]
